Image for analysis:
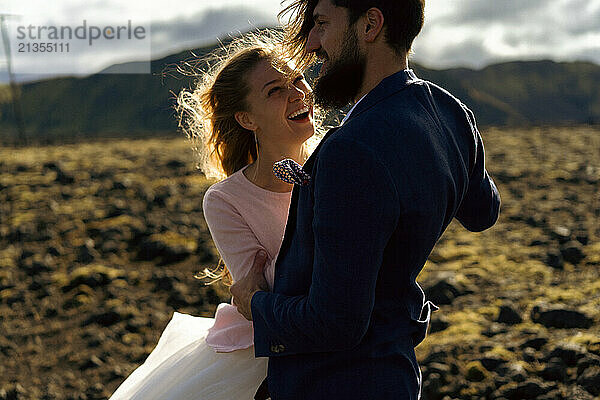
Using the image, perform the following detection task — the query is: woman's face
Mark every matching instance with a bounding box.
[238,58,314,149]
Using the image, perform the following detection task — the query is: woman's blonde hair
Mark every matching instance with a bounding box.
[176,30,323,285]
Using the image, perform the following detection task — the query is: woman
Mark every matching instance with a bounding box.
[109,33,319,399]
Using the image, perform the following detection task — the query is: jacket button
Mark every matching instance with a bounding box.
[270,344,285,353]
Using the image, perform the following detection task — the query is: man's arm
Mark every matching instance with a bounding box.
[455,106,501,232]
[250,137,400,357]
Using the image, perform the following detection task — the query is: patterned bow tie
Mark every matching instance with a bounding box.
[272,159,312,186]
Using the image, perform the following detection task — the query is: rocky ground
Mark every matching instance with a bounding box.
[0,126,599,399]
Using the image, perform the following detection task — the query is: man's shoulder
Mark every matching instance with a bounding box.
[388,77,471,119]
[416,78,462,100]
[417,78,473,114]
[324,78,477,169]
[342,77,473,136]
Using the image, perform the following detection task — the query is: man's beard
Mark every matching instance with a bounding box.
[313,28,366,110]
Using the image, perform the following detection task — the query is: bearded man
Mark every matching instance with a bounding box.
[231,1,501,399]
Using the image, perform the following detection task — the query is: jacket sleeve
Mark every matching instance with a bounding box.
[251,137,400,357]
[455,105,501,232]
[202,188,271,283]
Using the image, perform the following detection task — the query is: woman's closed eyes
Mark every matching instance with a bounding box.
[267,76,305,97]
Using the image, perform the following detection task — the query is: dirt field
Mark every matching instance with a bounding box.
[0,126,598,399]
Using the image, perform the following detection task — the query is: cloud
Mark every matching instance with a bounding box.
[150,6,277,56]
[428,39,496,68]
[560,0,600,35]
[415,0,600,68]
[441,0,549,25]
[1,5,278,80]
[3,0,600,82]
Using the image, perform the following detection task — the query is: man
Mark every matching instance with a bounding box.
[230,0,501,399]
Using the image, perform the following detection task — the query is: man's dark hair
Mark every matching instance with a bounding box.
[279,0,425,69]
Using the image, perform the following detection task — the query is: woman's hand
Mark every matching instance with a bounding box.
[230,250,270,320]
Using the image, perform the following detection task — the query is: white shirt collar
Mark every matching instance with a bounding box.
[341,94,367,125]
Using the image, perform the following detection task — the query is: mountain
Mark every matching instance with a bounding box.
[0,43,217,143]
[413,61,600,127]
[1,38,599,142]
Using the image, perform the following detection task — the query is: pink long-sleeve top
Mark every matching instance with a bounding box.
[202,164,292,352]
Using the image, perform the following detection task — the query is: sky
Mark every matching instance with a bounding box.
[1,0,599,82]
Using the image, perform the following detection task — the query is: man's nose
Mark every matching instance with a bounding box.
[306,27,320,53]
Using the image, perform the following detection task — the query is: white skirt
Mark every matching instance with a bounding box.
[109,312,268,400]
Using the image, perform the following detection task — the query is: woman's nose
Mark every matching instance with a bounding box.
[288,84,306,102]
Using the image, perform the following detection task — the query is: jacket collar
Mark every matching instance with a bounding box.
[343,69,419,125]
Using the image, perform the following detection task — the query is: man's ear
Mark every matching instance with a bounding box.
[234,111,257,131]
[363,8,385,43]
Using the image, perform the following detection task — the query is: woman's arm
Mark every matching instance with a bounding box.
[202,187,270,283]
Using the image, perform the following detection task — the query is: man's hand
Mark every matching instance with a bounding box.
[230,250,270,321]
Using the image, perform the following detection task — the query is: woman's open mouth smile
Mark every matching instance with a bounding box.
[287,105,312,123]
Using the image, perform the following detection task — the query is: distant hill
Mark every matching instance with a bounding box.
[1,37,599,142]
[413,61,600,127]
[0,42,218,143]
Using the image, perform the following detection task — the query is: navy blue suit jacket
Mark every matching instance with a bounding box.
[251,69,501,399]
